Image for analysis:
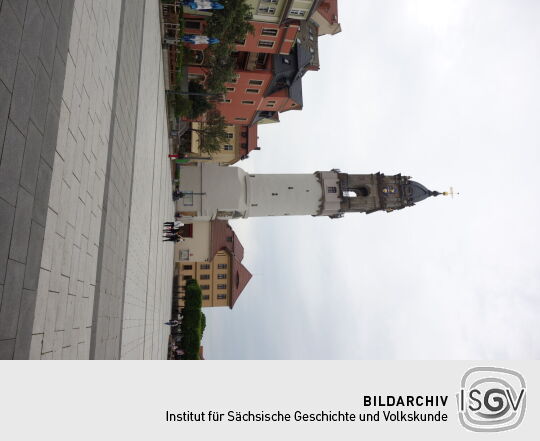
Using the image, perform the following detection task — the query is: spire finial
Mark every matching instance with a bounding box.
[442,187,459,198]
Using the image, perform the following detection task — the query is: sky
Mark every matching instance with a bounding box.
[202,0,540,359]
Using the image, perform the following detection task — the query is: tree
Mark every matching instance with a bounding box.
[202,0,254,93]
[189,110,229,155]
[179,280,205,360]
[188,81,213,117]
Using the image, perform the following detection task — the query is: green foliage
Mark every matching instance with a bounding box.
[188,81,213,118]
[191,110,229,155]
[178,280,206,360]
[172,81,213,119]
[202,0,254,94]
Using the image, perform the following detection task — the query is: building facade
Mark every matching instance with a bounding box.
[176,221,252,309]
[189,123,259,165]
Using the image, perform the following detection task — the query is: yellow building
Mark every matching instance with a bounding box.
[189,123,258,165]
[176,221,252,309]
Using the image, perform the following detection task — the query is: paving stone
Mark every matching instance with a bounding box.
[20,0,44,74]
[56,0,74,62]
[23,221,45,290]
[0,121,25,206]
[30,60,51,133]
[9,187,34,264]
[55,274,69,330]
[40,104,60,168]
[0,338,15,359]
[0,1,23,89]
[47,0,62,23]
[0,198,15,284]
[38,5,58,74]
[6,0,28,25]
[20,121,43,195]
[40,209,56,271]
[32,268,50,333]
[13,288,37,358]
[42,289,58,353]
[0,259,25,340]
[32,159,53,227]
[29,333,43,359]
[49,49,66,112]
[8,56,35,135]
[0,80,10,156]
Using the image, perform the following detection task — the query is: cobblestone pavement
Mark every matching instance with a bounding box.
[0,0,174,359]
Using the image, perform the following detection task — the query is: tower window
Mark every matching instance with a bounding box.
[327,186,337,193]
[200,264,210,270]
[182,265,193,270]
[200,285,210,290]
[217,284,227,290]
[200,274,210,280]
[218,274,227,279]
[217,294,227,300]
[203,295,210,300]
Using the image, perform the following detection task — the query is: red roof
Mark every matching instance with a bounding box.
[210,220,252,308]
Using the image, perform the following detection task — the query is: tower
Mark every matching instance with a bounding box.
[176,163,442,221]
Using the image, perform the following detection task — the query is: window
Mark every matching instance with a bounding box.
[261,28,278,37]
[255,53,268,68]
[217,285,227,290]
[251,204,258,207]
[258,6,276,14]
[242,100,255,105]
[203,295,210,300]
[235,117,247,121]
[200,274,210,280]
[272,193,278,196]
[228,77,238,84]
[226,133,234,139]
[185,20,202,30]
[226,87,235,92]
[217,264,228,269]
[288,187,294,190]
[182,265,193,270]
[179,250,189,260]
[226,236,233,242]
[217,294,227,300]
[241,143,248,149]
[282,57,290,65]
[328,186,337,193]
[219,98,231,103]
[258,40,275,48]
[200,264,210,270]
[290,9,306,17]
[200,285,210,290]
[267,100,276,107]
[235,38,246,45]
[223,145,233,151]
[218,274,227,279]
[183,275,192,281]
[246,88,260,94]
[249,79,264,86]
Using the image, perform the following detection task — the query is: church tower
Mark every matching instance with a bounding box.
[176,163,442,221]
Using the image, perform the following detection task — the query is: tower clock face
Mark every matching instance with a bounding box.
[382,185,397,194]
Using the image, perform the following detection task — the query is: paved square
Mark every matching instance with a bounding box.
[0,0,174,359]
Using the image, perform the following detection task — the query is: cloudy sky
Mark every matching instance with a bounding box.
[202,0,540,359]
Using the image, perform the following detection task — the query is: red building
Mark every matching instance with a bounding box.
[181,2,341,126]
